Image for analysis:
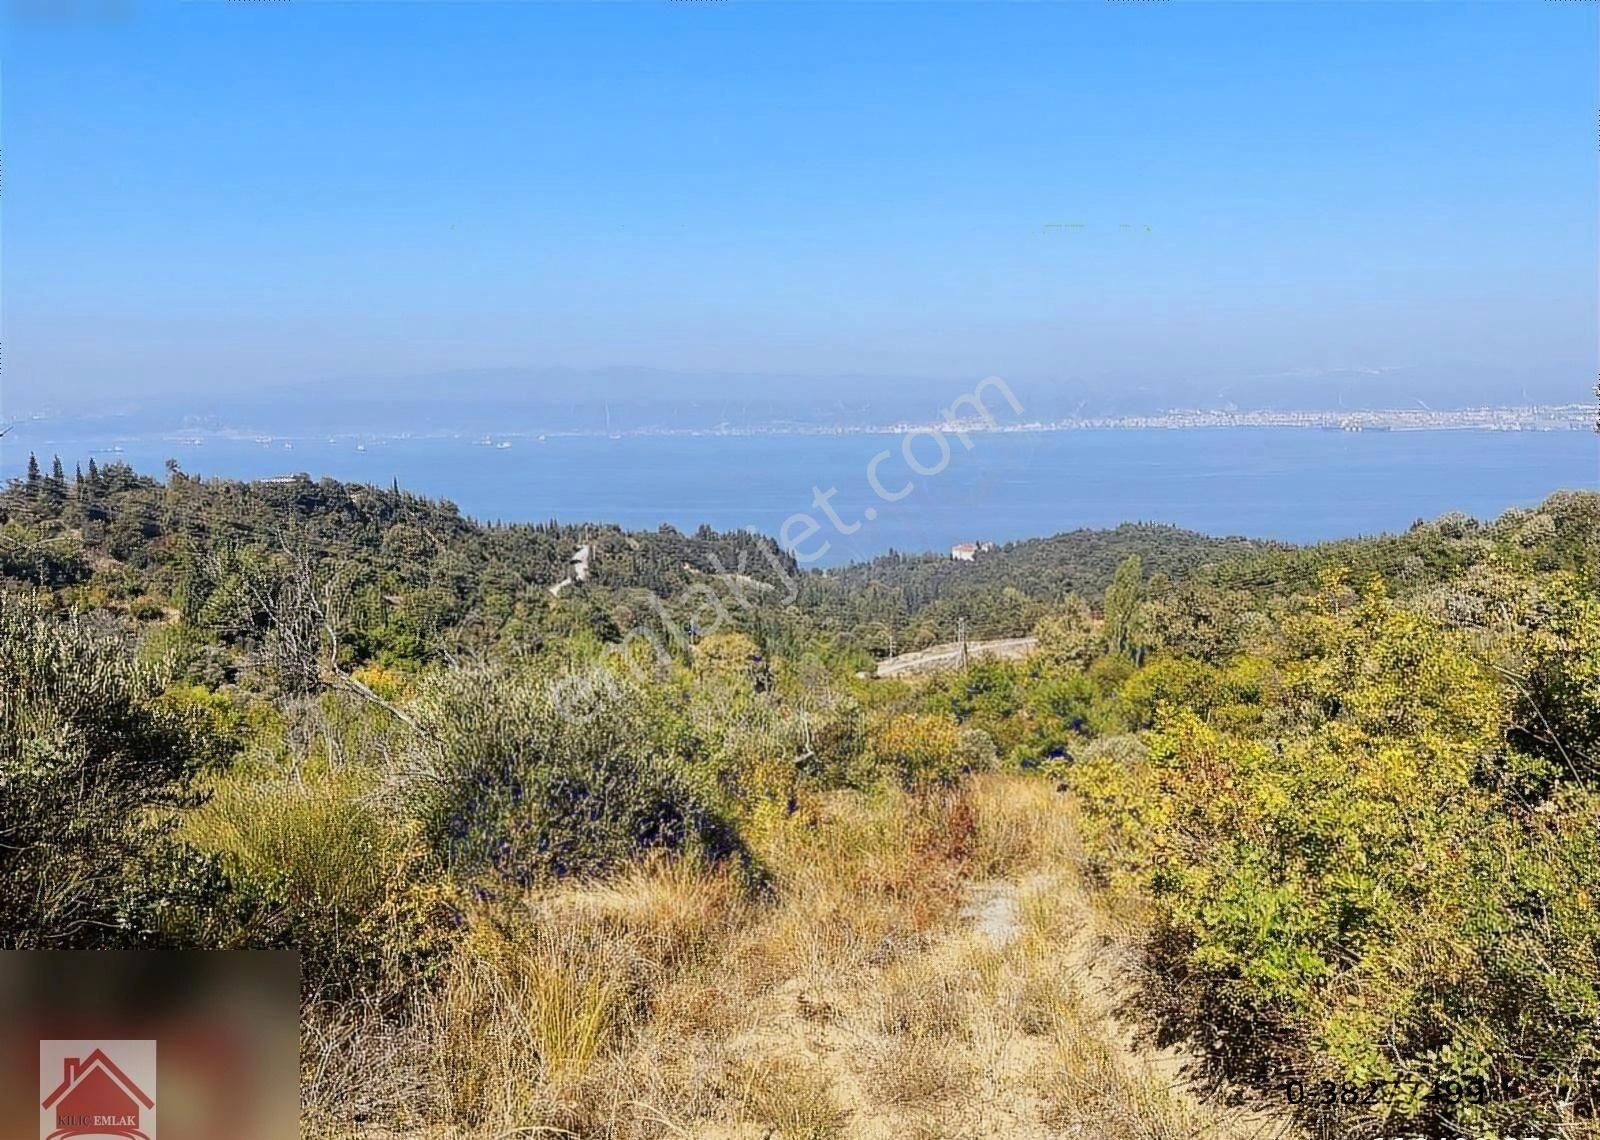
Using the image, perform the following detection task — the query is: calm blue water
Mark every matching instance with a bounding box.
[6,428,1596,566]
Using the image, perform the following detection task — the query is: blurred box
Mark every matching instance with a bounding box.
[0,952,298,1140]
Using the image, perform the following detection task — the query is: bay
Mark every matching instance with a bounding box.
[6,427,1596,567]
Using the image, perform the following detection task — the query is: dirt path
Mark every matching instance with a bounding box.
[873,637,1038,679]
[327,776,1298,1140]
[707,780,1301,1140]
[955,874,1296,1140]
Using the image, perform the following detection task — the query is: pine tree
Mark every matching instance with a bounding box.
[40,456,68,506]
[26,453,40,489]
[87,457,100,486]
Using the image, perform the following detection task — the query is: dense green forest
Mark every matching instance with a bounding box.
[3,456,1597,1138]
[0,457,1273,660]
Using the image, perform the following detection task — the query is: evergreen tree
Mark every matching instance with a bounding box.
[41,456,68,506]
[25,453,40,490]
[1103,553,1147,664]
[87,457,100,488]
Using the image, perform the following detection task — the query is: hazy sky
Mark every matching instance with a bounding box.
[5,1,1596,411]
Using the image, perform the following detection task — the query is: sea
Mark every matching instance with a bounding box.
[6,427,1597,567]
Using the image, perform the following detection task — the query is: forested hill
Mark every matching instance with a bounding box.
[794,524,1281,647]
[0,460,799,662]
[4,455,1596,665]
[0,458,1284,660]
[786,498,1600,651]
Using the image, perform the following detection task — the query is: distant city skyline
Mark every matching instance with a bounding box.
[4,1,1596,418]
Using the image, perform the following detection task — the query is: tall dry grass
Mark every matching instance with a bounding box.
[302,776,1287,1140]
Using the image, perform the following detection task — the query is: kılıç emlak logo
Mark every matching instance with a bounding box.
[39,1042,157,1140]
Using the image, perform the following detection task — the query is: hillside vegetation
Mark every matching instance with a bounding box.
[2,456,1597,1138]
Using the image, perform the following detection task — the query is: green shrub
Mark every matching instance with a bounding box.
[0,522,88,586]
[801,693,873,790]
[1509,575,1600,784]
[1068,582,1600,1133]
[871,712,970,788]
[129,596,167,621]
[0,592,221,946]
[404,666,751,886]
[152,683,247,769]
[1031,595,1103,670]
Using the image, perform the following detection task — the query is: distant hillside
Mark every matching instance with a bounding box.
[6,456,1593,671]
[794,524,1283,649]
[0,460,798,664]
[0,459,1296,663]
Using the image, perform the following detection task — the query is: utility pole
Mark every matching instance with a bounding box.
[957,616,969,669]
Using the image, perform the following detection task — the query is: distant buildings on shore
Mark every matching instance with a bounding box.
[71,402,1591,450]
[951,541,996,562]
[1069,404,1592,433]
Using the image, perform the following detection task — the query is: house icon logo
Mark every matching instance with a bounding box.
[38,1041,156,1140]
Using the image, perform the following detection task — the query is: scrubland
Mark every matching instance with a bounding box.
[296,774,1281,1140]
[4,468,1598,1139]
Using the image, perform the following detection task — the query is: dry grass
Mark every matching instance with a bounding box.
[1036,993,1206,1140]
[872,954,968,1039]
[303,775,1294,1140]
[863,1035,975,1107]
[733,1057,849,1139]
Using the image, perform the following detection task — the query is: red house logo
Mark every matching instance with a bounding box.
[38,1041,156,1140]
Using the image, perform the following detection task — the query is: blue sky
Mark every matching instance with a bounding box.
[4,0,1596,410]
